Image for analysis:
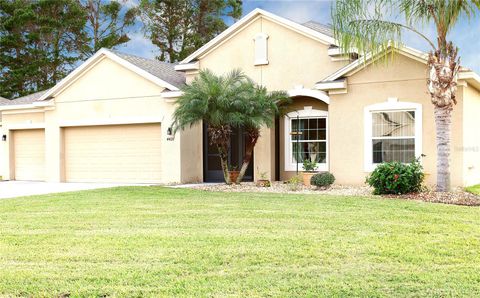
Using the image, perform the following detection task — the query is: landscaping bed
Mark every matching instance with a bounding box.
[383,189,480,206]
[192,181,373,196]
[192,182,480,206]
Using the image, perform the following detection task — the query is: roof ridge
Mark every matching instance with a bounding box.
[109,49,177,66]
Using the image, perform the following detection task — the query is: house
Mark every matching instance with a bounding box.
[1,8,479,186]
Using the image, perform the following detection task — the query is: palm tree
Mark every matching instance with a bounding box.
[172,69,247,184]
[331,0,480,192]
[235,83,290,183]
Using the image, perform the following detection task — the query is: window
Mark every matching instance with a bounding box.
[364,100,422,171]
[285,108,328,171]
[372,111,415,163]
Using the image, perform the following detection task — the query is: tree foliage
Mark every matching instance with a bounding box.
[80,0,137,55]
[232,81,290,183]
[0,0,87,98]
[139,0,242,63]
[173,69,248,184]
[173,69,289,184]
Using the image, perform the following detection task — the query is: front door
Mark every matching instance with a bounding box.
[203,124,254,182]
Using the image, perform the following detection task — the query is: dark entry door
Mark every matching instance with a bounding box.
[203,124,254,182]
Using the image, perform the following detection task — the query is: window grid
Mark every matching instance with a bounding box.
[291,117,327,164]
[371,110,416,164]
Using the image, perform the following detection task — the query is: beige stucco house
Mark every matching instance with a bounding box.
[1,8,480,186]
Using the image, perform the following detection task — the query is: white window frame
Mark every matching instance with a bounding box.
[284,108,329,172]
[364,99,422,172]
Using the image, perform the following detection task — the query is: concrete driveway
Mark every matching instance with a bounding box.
[0,181,137,199]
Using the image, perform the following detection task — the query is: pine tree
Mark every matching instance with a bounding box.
[139,0,242,63]
[80,0,137,55]
[0,0,87,98]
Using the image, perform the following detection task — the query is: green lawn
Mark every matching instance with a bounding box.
[466,184,480,195]
[0,187,479,297]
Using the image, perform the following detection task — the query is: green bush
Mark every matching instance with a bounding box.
[366,160,425,195]
[311,172,335,188]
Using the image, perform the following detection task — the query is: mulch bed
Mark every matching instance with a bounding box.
[382,190,480,206]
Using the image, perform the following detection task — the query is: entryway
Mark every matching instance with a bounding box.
[203,124,254,182]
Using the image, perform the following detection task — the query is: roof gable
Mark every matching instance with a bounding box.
[179,8,336,65]
[38,49,184,101]
[321,46,428,82]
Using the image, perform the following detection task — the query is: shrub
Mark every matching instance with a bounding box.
[366,160,425,195]
[311,172,335,188]
[302,159,318,172]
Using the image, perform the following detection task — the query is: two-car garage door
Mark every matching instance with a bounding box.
[64,124,163,183]
[11,124,163,183]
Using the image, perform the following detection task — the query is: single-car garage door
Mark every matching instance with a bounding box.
[64,124,162,183]
[13,129,46,181]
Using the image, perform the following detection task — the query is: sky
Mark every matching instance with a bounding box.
[121,0,480,73]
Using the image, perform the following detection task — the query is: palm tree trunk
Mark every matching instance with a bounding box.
[427,43,459,192]
[236,129,259,184]
[208,125,232,184]
[218,145,231,184]
[434,106,452,192]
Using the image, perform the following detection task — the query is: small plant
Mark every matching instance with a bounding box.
[302,159,318,172]
[256,168,271,187]
[229,165,238,172]
[311,172,335,189]
[287,175,303,191]
[259,171,268,180]
[366,159,425,195]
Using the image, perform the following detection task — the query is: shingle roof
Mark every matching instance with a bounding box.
[302,21,333,37]
[111,50,186,89]
[0,90,50,106]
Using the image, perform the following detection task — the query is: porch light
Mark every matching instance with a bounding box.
[167,127,173,136]
[2,135,6,142]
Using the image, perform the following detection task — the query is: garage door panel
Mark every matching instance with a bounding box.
[14,129,45,181]
[64,124,162,183]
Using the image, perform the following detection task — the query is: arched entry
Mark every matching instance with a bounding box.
[278,90,330,181]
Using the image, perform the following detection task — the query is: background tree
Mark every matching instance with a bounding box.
[331,0,480,192]
[0,0,87,98]
[0,0,33,98]
[80,0,137,55]
[235,83,290,183]
[172,69,247,184]
[139,0,242,63]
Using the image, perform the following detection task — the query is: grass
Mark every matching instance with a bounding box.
[466,184,480,195]
[0,187,479,297]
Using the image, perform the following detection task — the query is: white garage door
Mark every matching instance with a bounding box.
[64,124,162,183]
[13,129,45,181]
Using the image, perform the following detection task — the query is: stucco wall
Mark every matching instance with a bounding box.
[329,54,464,186]
[190,15,348,181]
[195,16,348,90]
[1,57,200,184]
[462,84,480,186]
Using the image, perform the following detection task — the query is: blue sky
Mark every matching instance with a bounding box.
[122,0,480,73]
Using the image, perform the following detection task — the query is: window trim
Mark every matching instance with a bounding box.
[364,99,422,172]
[284,108,329,172]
